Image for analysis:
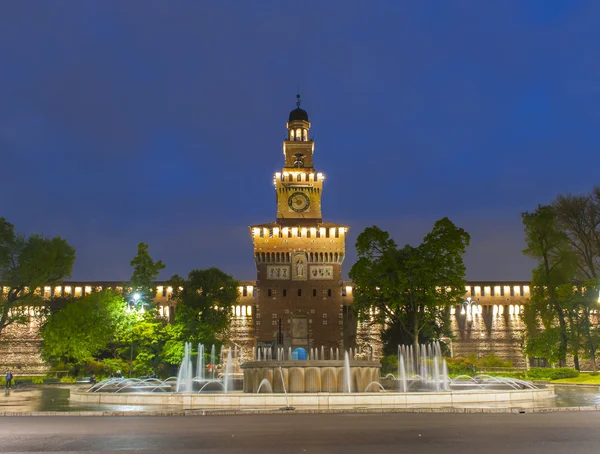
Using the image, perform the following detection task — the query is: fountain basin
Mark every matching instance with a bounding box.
[70,388,555,409]
[241,360,381,393]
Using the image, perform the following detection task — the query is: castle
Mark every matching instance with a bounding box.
[0,97,530,373]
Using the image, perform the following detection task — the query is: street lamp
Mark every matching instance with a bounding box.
[129,293,142,378]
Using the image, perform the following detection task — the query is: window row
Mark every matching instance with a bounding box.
[467,285,529,298]
[267,288,333,298]
[256,227,344,239]
[255,251,343,263]
[289,128,308,141]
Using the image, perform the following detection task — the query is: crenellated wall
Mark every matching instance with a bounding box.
[0,280,532,373]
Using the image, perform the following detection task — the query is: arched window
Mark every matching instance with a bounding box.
[268,289,272,297]
[327,289,332,297]
[283,289,287,297]
[313,289,317,297]
[298,289,302,297]
[290,129,295,140]
[296,128,301,140]
[303,129,308,141]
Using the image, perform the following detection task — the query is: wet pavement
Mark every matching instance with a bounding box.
[1,412,600,453]
[1,384,600,413]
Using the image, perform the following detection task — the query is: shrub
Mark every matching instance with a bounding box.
[380,355,398,376]
[445,356,476,376]
[526,367,579,380]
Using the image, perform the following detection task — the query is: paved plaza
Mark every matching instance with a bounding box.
[1,412,600,453]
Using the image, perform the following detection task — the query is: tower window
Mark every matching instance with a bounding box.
[290,129,295,140]
[307,230,311,238]
[327,289,332,297]
[268,289,272,297]
[296,128,301,140]
[298,289,302,297]
[243,287,248,297]
[342,287,347,297]
[313,289,317,297]
[335,229,339,238]
[303,129,308,141]
[283,289,287,297]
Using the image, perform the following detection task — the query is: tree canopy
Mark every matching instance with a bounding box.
[0,217,75,338]
[129,242,165,300]
[41,290,128,366]
[349,218,470,354]
[162,268,239,364]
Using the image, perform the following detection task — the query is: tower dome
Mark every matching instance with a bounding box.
[288,94,309,122]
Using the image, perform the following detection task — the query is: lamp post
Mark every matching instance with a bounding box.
[129,293,141,378]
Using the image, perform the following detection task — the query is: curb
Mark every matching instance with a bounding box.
[1,406,600,417]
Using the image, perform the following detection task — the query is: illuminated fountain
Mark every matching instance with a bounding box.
[241,346,380,393]
[76,341,553,410]
[88,342,240,394]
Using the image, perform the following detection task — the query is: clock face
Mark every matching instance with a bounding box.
[288,192,310,212]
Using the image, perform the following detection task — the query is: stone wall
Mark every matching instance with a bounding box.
[0,280,535,374]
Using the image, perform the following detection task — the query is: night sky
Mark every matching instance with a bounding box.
[2,1,599,282]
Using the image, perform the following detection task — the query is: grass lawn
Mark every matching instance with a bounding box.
[553,373,600,384]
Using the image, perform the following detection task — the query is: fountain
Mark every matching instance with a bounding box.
[76,341,553,411]
[242,347,380,393]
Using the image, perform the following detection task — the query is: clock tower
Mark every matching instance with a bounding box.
[250,95,350,355]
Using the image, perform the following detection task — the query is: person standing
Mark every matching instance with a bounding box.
[5,371,13,389]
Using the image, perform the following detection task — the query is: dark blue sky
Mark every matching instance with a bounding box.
[1,1,599,282]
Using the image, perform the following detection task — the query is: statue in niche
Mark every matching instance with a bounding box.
[296,259,304,278]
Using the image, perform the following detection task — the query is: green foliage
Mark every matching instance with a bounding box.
[445,354,514,376]
[445,356,477,376]
[349,219,469,352]
[164,268,239,362]
[0,217,75,338]
[522,205,576,366]
[41,290,128,365]
[380,355,398,375]
[526,367,579,380]
[129,242,165,299]
[477,352,513,368]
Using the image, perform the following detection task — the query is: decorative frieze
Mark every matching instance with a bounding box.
[267,266,290,280]
[309,265,333,280]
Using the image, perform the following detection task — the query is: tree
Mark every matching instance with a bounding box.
[40,290,128,369]
[162,268,239,364]
[522,205,577,367]
[125,242,168,375]
[554,190,600,371]
[129,242,165,300]
[349,218,470,353]
[0,217,75,338]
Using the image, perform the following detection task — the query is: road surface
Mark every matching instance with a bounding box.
[1,412,599,453]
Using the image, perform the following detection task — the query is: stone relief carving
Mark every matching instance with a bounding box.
[292,253,307,280]
[267,265,290,280]
[309,265,334,280]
